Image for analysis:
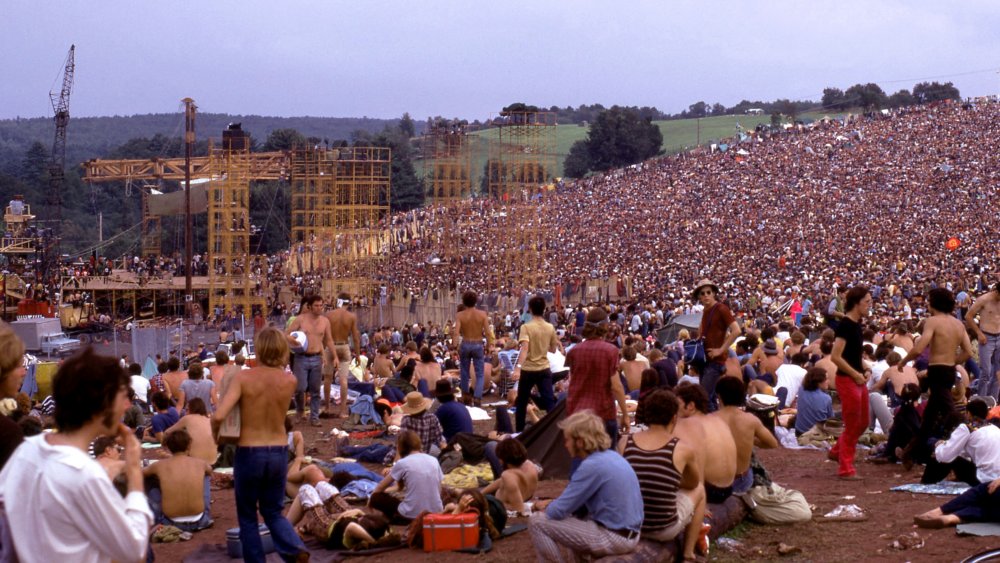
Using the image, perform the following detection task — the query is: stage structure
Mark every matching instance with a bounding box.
[289,146,392,302]
[422,121,476,202]
[492,201,548,295]
[205,127,267,317]
[486,110,557,201]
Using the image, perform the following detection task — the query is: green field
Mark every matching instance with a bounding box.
[418,111,848,185]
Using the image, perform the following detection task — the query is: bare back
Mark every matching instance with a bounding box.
[675,415,738,488]
[234,366,297,447]
[170,414,217,465]
[147,455,211,518]
[712,407,777,473]
[620,360,645,392]
[455,308,489,342]
[816,356,838,387]
[327,308,359,346]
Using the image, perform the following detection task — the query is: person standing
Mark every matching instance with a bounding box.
[286,294,334,425]
[900,288,975,468]
[513,296,560,432]
[325,293,362,418]
[692,279,740,412]
[0,348,152,563]
[529,411,643,561]
[453,291,495,407]
[213,327,308,562]
[565,307,630,441]
[828,286,873,480]
[966,282,1000,400]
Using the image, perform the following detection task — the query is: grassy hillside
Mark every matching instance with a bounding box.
[419,111,845,186]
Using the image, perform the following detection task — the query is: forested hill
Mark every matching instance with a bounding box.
[0,113,406,170]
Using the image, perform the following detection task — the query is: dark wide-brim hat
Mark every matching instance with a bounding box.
[692,279,720,300]
[434,379,454,400]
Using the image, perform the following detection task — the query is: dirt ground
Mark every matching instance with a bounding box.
[150,418,1000,563]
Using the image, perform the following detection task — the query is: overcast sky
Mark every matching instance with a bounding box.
[3,1,998,121]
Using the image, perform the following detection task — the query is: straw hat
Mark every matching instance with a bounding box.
[691,279,720,300]
[400,391,432,415]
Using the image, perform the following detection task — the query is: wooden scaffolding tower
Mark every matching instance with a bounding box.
[492,199,548,295]
[290,146,391,302]
[422,122,475,202]
[487,111,557,200]
[206,147,266,317]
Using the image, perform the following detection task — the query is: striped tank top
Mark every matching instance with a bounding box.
[622,435,681,532]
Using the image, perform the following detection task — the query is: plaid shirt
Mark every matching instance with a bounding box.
[150,374,167,393]
[565,339,620,421]
[401,412,444,453]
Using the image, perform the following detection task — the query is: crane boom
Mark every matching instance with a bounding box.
[46,45,75,283]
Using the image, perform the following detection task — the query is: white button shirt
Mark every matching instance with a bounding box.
[0,435,152,563]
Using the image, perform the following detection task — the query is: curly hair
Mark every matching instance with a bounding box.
[53,348,128,432]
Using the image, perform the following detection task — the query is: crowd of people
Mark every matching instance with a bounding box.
[2,99,1000,560]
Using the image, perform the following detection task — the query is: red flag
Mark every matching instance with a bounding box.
[945,237,961,251]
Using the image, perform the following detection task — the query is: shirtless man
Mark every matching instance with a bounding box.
[325,293,362,417]
[162,356,187,407]
[482,438,538,516]
[286,294,334,425]
[900,288,975,467]
[673,383,739,504]
[370,344,394,382]
[453,291,495,406]
[143,428,214,531]
[213,326,308,560]
[874,351,919,401]
[164,397,217,465]
[209,350,229,402]
[711,377,778,494]
[810,339,838,388]
[619,346,646,393]
[966,282,1000,400]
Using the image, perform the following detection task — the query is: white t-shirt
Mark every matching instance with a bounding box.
[130,375,151,404]
[0,435,152,563]
[390,452,443,519]
[775,364,807,406]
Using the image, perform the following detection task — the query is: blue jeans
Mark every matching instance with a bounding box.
[978,333,1000,399]
[701,362,726,412]
[515,368,555,432]
[234,446,306,562]
[292,353,322,420]
[459,341,486,400]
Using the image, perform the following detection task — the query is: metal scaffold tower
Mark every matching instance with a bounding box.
[289,146,391,302]
[422,122,476,202]
[206,144,266,317]
[486,110,557,201]
[492,200,548,295]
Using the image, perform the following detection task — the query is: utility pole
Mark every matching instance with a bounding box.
[183,98,196,314]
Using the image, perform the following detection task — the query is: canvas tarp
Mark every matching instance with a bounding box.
[518,399,570,480]
[656,312,702,346]
[146,184,208,217]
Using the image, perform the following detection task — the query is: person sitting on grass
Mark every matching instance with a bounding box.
[163,398,217,465]
[794,368,835,436]
[143,391,179,443]
[143,428,214,532]
[369,430,444,524]
[482,437,538,517]
[399,391,446,456]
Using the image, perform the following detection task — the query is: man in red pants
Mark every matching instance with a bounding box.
[828,286,873,480]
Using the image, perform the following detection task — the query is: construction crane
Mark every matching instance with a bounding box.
[46,45,75,282]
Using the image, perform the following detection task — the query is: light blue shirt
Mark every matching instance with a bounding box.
[546,449,644,532]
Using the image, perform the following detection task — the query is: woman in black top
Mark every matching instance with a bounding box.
[828,286,873,480]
